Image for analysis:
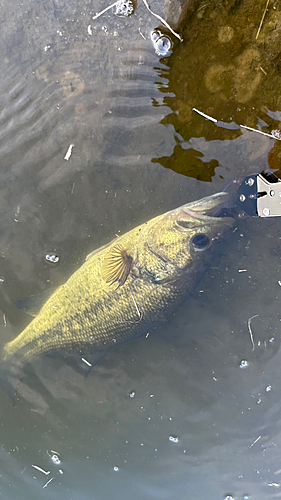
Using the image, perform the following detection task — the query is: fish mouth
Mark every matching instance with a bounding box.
[182,191,239,224]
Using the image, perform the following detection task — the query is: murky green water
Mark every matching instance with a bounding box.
[0,0,281,498]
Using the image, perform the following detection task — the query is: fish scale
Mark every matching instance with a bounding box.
[2,192,235,373]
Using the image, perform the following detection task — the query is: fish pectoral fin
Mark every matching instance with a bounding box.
[66,350,108,378]
[101,243,133,288]
[14,289,54,317]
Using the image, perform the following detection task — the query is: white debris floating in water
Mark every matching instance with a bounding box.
[271,129,281,140]
[129,391,135,398]
[114,0,134,16]
[82,357,92,367]
[64,144,74,161]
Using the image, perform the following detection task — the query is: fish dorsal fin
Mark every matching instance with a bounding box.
[101,243,133,288]
[14,289,54,317]
[85,237,118,261]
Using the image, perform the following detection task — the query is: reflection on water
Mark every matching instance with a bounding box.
[155,0,281,180]
[0,0,281,499]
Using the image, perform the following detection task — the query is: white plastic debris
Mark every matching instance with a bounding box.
[64,144,74,161]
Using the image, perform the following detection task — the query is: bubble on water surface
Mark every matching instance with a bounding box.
[150,30,173,57]
[114,0,134,17]
[51,454,61,465]
[243,495,250,500]
[151,30,160,43]
[224,495,234,500]
[48,451,61,465]
[169,435,179,443]
[155,37,172,56]
[239,359,249,369]
[45,253,60,264]
[113,465,119,471]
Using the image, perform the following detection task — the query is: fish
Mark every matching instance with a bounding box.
[2,190,236,376]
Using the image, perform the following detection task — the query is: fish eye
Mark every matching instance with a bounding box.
[191,234,210,250]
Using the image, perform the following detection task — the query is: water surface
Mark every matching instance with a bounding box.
[0,0,281,499]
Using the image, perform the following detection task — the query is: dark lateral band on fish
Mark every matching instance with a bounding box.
[2,191,238,380]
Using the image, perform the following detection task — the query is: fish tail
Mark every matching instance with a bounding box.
[0,343,21,404]
[0,364,19,404]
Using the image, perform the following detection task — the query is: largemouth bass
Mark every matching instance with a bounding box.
[3,191,236,374]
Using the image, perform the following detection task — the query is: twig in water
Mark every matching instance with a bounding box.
[240,124,281,140]
[130,291,143,322]
[260,66,267,75]
[138,28,146,40]
[248,314,259,351]
[32,465,50,476]
[192,108,217,123]
[50,450,60,456]
[256,0,270,40]
[42,477,54,489]
[82,357,92,367]
[125,290,144,324]
[64,144,74,161]
[92,1,119,20]
[92,0,182,41]
[249,435,261,448]
[141,0,183,41]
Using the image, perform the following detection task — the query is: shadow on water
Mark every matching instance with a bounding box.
[0,0,281,499]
